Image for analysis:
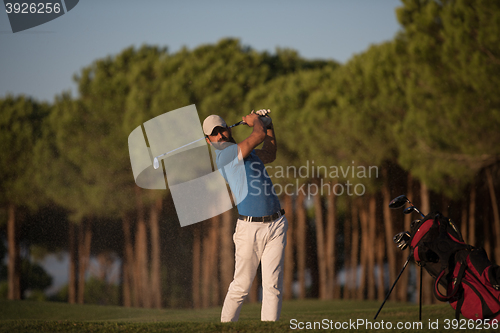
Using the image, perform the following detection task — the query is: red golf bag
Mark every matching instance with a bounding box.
[410,212,500,320]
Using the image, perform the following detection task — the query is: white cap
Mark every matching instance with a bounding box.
[203,115,227,135]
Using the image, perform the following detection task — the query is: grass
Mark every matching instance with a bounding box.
[0,298,492,332]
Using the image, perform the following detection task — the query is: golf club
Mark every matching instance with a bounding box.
[408,205,425,218]
[152,120,245,170]
[393,231,411,251]
[388,194,409,209]
[403,206,415,215]
[389,194,425,218]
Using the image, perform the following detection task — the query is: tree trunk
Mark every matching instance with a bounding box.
[68,222,77,304]
[486,168,500,262]
[343,200,352,299]
[220,209,234,302]
[461,198,468,243]
[420,183,433,304]
[192,224,201,308]
[376,230,385,301]
[202,217,219,307]
[283,194,294,300]
[210,218,220,305]
[135,188,150,308]
[381,169,397,301]
[77,219,92,304]
[479,188,491,253]
[358,199,369,300]
[441,196,449,216]
[313,181,327,299]
[122,215,135,307]
[296,191,307,299]
[326,185,338,299]
[149,198,162,308]
[7,203,21,300]
[136,219,149,308]
[95,253,113,281]
[469,185,476,247]
[351,199,360,300]
[484,209,492,255]
[367,196,376,300]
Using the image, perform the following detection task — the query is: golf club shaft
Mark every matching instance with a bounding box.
[419,266,423,321]
[155,137,204,160]
[414,207,425,218]
[229,120,245,128]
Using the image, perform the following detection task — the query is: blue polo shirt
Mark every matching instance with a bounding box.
[215,143,281,217]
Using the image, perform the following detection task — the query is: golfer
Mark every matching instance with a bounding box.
[203,110,288,322]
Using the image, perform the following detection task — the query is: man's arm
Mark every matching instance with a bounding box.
[254,125,277,164]
[237,113,266,159]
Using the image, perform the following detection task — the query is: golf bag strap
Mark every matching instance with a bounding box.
[434,263,466,302]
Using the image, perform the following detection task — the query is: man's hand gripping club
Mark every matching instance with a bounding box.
[238,109,275,162]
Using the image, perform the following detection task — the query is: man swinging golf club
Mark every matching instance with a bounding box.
[203,109,288,322]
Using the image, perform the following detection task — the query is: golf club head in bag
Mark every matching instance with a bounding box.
[388,194,425,218]
[393,232,410,251]
[388,195,409,209]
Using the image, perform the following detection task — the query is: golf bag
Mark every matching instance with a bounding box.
[410,212,500,320]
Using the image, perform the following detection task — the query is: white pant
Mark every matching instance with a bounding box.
[221,215,288,322]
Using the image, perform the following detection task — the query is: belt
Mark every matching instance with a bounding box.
[239,209,285,223]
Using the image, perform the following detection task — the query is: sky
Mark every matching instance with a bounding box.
[1,0,402,293]
[0,0,402,103]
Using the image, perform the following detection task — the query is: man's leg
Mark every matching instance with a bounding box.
[260,216,288,321]
[221,220,263,322]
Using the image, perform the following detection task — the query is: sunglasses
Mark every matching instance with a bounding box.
[209,126,229,136]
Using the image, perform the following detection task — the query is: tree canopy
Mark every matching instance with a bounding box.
[395,0,500,197]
